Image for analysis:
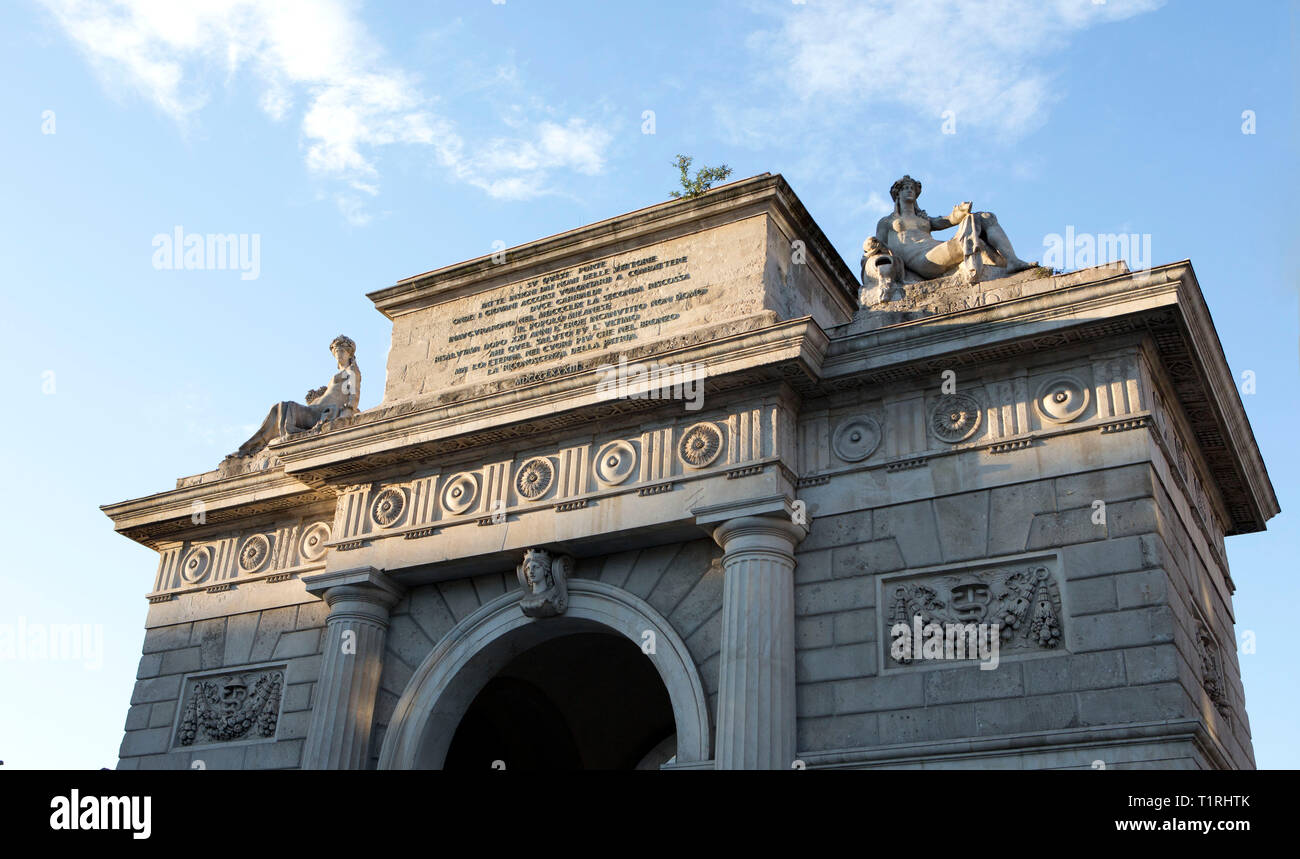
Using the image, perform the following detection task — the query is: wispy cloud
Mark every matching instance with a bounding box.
[38,0,615,220]
[752,0,1165,138]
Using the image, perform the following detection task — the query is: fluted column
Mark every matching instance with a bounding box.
[712,515,806,769]
[300,568,403,770]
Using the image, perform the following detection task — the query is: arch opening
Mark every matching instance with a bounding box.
[377,580,711,770]
[444,632,676,770]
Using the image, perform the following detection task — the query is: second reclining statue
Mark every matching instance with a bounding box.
[862,174,1036,303]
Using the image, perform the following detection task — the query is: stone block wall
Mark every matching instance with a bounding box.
[117,599,327,770]
[791,459,1246,769]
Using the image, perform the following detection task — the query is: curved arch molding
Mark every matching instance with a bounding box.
[377,579,711,769]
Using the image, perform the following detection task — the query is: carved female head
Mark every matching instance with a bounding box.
[889,175,920,205]
[329,334,357,364]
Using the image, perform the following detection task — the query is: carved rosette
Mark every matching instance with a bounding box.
[594,440,637,485]
[931,394,983,443]
[678,422,723,468]
[237,534,272,574]
[1035,375,1090,424]
[442,473,479,515]
[298,522,332,563]
[370,487,407,529]
[832,416,882,463]
[180,546,214,584]
[515,458,554,500]
[176,669,284,747]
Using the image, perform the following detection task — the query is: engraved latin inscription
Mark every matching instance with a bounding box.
[433,253,707,384]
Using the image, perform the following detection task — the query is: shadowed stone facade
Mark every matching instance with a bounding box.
[104,174,1276,769]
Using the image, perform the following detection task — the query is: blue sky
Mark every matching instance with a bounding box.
[0,0,1294,768]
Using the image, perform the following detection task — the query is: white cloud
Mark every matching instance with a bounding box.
[757,0,1165,137]
[39,0,614,216]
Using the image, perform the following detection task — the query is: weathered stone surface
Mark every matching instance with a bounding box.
[124,704,151,731]
[833,609,875,645]
[192,618,227,669]
[249,607,297,662]
[160,646,201,676]
[799,712,880,752]
[879,703,977,745]
[1027,507,1105,550]
[1123,644,1180,685]
[135,652,163,680]
[873,501,943,568]
[142,624,192,654]
[796,577,874,616]
[792,548,833,582]
[974,693,1078,736]
[833,673,925,713]
[1067,576,1118,615]
[1071,606,1175,652]
[272,628,321,660]
[934,493,990,562]
[1077,683,1187,725]
[925,664,1025,705]
[119,727,172,757]
[797,643,875,683]
[801,511,872,552]
[795,615,833,650]
[1022,651,1126,695]
[831,540,905,577]
[223,613,259,666]
[131,675,181,705]
[987,481,1056,555]
[102,177,1272,771]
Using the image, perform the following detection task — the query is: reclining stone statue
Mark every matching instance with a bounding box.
[230,335,361,460]
[864,174,1034,300]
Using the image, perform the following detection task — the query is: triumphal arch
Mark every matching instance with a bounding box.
[104,174,1276,769]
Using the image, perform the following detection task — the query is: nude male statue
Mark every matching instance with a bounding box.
[873,175,1034,285]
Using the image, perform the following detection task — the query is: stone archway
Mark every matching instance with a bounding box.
[377,579,711,769]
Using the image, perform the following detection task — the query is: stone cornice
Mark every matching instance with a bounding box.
[367,173,859,318]
[269,317,828,483]
[816,261,1277,535]
[100,470,333,550]
[101,260,1276,549]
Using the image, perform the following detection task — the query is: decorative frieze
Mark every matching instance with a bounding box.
[323,406,778,547]
[882,559,1065,667]
[174,667,285,748]
[154,515,333,596]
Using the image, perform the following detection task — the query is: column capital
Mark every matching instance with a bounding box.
[712,514,807,553]
[302,566,404,605]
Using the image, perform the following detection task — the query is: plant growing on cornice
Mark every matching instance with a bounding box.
[669,154,733,199]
